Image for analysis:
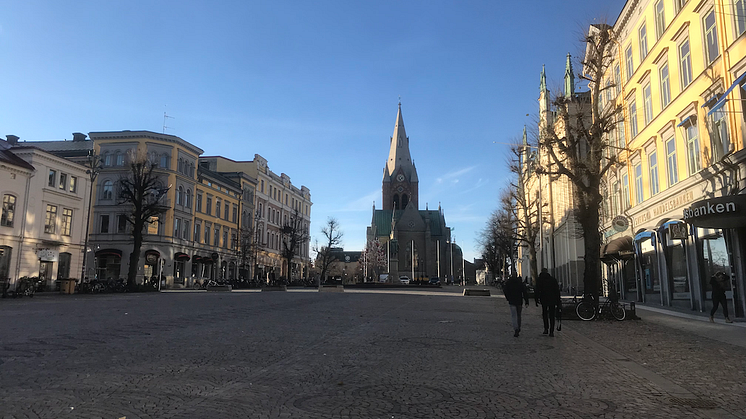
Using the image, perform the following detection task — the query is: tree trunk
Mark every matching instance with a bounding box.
[529,243,538,285]
[580,204,601,301]
[127,222,144,288]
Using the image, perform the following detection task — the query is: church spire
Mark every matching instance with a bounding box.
[540,64,547,94]
[564,53,575,99]
[386,102,415,181]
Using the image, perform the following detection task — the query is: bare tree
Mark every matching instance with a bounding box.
[538,24,623,301]
[478,195,519,281]
[118,150,169,288]
[359,238,387,282]
[313,217,343,285]
[507,138,542,285]
[280,207,310,284]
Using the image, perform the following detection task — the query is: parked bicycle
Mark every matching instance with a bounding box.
[575,295,626,321]
[13,276,43,298]
[192,278,219,290]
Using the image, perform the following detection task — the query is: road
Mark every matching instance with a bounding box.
[0,287,744,418]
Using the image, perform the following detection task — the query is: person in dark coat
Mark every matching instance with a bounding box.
[503,275,530,337]
[710,271,733,323]
[535,268,561,336]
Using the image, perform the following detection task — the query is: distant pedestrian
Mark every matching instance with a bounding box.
[535,268,561,336]
[710,271,733,323]
[503,275,529,337]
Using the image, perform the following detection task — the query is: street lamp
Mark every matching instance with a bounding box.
[81,151,101,282]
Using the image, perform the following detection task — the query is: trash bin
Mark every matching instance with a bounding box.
[59,279,76,294]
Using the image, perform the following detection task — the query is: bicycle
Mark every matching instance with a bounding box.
[192,278,219,290]
[575,295,626,321]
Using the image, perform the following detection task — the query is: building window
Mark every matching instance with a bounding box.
[223,229,228,249]
[625,45,634,80]
[629,101,638,138]
[176,186,183,206]
[147,216,159,235]
[261,179,265,193]
[704,10,719,65]
[232,205,238,223]
[660,63,671,108]
[44,204,57,234]
[680,39,692,88]
[686,123,702,175]
[61,208,73,236]
[104,153,112,167]
[117,214,127,233]
[639,23,648,60]
[231,233,237,250]
[196,192,203,212]
[614,64,621,95]
[643,83,653,125]
[655,0,666,39]
[99,213,109,234]
[736,0,746,37]
[59,173,67,190]
[185,189,192,208]
[622,174,631,210]
[204,224,210,244]
[102,180,113,200]
[195,223,201,243]
[634,163,644,204]
[214,227,220,247]
[48,170,56,187]
[648,150,660,196]
[675,0,687,14]
[174,218,181,238]
[69,176,77,193]
[206,196,212,215]
[224,203,229,220]
[216,199,221,218]
[160,154,169,169]
[666,137,679,186]
[708,106,731,161]
[611,181,620,217]
[183,220,190,240]
[1,195,16,227]
[116,153,124,166]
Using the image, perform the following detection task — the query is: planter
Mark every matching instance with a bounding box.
[262,285,287,292]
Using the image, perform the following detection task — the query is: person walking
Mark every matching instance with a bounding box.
[503,275,529,337]
[535,268,561,336]
[710,271,733,323]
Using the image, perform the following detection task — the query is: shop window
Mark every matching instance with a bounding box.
[1,194,16,227]
[697,228,732,298]
[57,252,71,279]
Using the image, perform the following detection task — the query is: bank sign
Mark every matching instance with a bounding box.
[683,195,746,229]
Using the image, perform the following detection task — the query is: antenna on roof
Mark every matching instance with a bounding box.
[163,108,174,133]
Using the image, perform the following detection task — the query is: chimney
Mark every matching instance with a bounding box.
[72,132,87,142]
[6,135,19,145]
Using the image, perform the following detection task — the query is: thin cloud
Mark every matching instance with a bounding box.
[435,166,477,184]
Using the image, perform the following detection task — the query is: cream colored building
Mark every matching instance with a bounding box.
[0,136,91,290]
[594,0,746,318]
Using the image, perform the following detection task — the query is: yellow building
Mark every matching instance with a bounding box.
[597,0,746,318]
[199,155,312,282]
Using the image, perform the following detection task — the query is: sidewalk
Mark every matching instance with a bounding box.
[633,303,746,350]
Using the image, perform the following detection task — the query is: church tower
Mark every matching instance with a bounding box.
[382,102,419,211]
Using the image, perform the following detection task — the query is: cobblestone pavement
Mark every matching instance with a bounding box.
[0,288,744,418]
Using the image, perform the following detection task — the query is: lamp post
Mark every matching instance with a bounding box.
[81,152,101,282]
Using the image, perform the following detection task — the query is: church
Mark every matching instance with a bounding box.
[366,104,459,282]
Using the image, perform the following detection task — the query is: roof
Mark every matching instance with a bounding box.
[20,139,93,153]
[0,147,35,171]
[371,209,446,237]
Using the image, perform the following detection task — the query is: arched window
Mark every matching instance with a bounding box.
[402,194,409,209]
[393,194,400,210]
[103,153,112,167]
[102,180,113,200]
[116,152,124,166]
[176,186,183,206]
[185,189,192,208]
[1,194,16,227]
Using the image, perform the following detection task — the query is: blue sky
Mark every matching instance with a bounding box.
[0,0,626,261]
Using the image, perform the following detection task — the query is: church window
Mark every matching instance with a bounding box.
[393,194,400,210]
[402,194,409,209]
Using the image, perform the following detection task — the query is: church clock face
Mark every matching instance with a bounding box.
[396,174,405,182]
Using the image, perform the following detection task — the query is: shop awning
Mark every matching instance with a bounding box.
[601,236,634,263]
[196,255,214,264]
[683,194,746,228]
[95,249,122,258]
[174,252,190,262]
[706,72,746,116]
[676,115,696,128]
[144,250,160,259]
[634,231,656,243]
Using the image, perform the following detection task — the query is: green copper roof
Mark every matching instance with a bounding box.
[371,209,446,237]
[564,53,574,99]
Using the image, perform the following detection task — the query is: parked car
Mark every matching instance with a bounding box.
[428,277,441,285]
[399,276,410,285]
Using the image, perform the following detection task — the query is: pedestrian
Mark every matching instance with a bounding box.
[710,271,733,323]
[503,275,530,337]
[535,268,561,336]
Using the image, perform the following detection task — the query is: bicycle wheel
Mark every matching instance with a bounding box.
[576,301,596,321]
[610,302,626,321]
